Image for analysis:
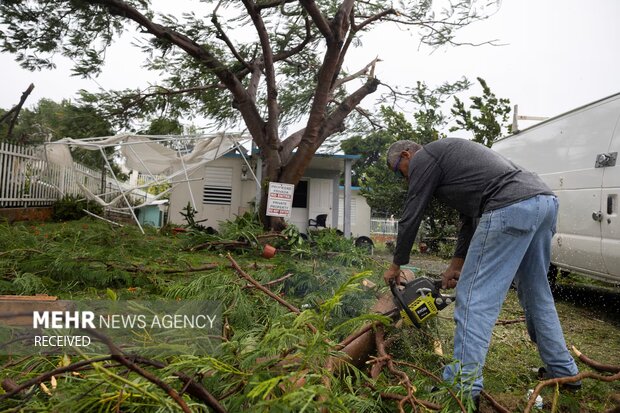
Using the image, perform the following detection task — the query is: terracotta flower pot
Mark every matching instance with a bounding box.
[262,244,277,259]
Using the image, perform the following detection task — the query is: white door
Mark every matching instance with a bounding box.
[544,100,619,277]
[601,113,620,281]
[308,178,333,227]
[494,94,620,280]
[288,180,309,232]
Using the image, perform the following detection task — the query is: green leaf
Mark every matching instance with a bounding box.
[105,288,118,301]
[247,375,285,400]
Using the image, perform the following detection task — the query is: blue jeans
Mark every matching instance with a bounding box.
[442,195,579,396]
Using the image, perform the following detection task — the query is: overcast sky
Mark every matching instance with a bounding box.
[1,0,619,134]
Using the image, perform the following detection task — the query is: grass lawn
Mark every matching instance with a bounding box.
[0,219,618,412]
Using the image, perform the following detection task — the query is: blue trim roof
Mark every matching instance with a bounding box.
[224,151,360,160]
[314,153,361,160]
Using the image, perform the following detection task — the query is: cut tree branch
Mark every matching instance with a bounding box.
[131,356,227,412]
[226,253,300,314]
[84,330,192,413]
[525,370,620,413]
[243,272,294,289]
[226,253,320,334]
[0,356,114,401]
[1,83,34,140]
[480,390,511,413]
[572,345,620,373]
[86,328,227,413]
[393,359,467,412]
[331,57,380,91]
[373,326,421,413]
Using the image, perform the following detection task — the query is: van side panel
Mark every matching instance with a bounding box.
[601,113,620,280]
[494,96,620,281]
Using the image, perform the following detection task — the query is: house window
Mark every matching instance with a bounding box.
[292,180,308,208]
[203,166,233,205]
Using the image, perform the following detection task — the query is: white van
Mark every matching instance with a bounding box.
[493,93,620,285]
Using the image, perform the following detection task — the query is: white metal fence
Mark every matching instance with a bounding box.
[370,218,398,235]
[0,141,118,208]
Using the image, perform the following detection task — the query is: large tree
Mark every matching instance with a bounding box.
[0,0,499,228]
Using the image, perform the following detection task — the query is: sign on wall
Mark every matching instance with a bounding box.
[266,182,295,218]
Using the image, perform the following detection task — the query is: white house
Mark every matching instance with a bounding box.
[167,150,372,239]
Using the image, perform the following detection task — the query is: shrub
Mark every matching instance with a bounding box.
[51,194,103,221]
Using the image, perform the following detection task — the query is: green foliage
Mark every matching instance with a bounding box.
[1,0,498,134]
[343,81,467,237]
[11,272,48,295]
[0,221,618,412]
[343,78,511,244]
[51,194,104,222]
[280,224,304,249]
[408,78,472,144]
[140,117,184,135]
[0,98,113,146]
[450,77,512,147]
[0,220,185,291]
[179,201,210,231]
[218,212,264,245]
[0,0,504,234]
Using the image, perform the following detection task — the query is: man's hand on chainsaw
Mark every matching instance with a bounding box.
[383,263,402,286]
[441,257,465,289]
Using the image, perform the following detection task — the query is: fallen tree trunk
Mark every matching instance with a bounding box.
[331,270,415,370]
[331,292,398,370]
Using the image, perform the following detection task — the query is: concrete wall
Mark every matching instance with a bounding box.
[168,157,252,229]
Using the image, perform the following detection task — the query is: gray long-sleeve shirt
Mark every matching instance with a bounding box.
[392,138,553,266]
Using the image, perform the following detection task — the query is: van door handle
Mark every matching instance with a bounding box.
[608,194,617,215]
[592,211,603,222]
[595,152,617,168]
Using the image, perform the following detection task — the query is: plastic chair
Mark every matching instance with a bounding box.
[308,214,328,229]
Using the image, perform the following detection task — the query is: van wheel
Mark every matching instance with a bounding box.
[354,236,374,254]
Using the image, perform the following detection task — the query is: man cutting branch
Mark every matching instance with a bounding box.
[382,138,580,407]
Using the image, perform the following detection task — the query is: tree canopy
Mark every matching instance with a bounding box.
[0,0,500,227]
